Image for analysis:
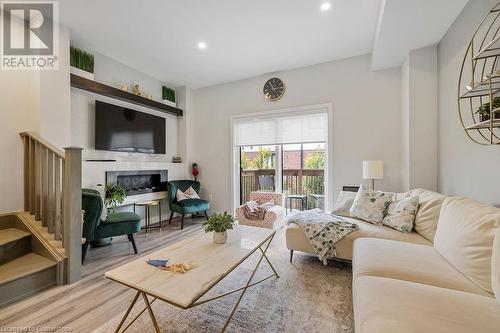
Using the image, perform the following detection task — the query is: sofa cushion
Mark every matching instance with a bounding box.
[286,216,430,261]
[381,195,419,233]
[434,196,500,294]
[492,226,500,304]
[353,276,500,333]
[353,238,491,296]
[349,186,393,224]
[331,191,357,217]
[410,188,445,242]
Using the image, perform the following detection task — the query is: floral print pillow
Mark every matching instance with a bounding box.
[382,195,419,233]
[349,186,393,224]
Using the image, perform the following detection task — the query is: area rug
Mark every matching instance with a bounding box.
[92,229,354,333]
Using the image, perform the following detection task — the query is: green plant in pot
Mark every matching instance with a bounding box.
[104,183,127,213]
[202,212,235,244]
[475,97,500,122]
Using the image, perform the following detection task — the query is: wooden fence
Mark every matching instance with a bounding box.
[240,169,324,209]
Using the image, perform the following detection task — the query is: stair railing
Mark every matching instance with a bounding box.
[20,132,82,283]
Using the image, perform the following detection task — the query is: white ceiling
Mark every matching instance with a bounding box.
[371,0,469,70]
[60,0,468,89]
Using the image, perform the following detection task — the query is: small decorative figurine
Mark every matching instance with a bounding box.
[133,84,141,96]
[192,163,199,181]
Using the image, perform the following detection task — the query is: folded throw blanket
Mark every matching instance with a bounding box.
[288,209,358,264]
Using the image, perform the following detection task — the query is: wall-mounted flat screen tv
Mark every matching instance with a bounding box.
[95,101,166,154]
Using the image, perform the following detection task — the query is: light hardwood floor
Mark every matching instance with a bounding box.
[0,217,204,332]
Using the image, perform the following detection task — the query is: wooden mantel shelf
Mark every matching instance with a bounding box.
[70,74,183,117]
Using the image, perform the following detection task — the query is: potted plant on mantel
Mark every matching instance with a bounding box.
[202,212,235,244]
[475,97,500,122]
[162,85,176,107]
[70,46,94,80]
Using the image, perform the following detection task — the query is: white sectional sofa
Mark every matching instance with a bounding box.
[285,189,500,332]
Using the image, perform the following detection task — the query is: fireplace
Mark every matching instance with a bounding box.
[105,170,168,196]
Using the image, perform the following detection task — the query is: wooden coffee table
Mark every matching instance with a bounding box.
[105,225,278,332]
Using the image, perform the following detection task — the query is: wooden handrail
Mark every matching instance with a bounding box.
[20,131,65,158]
[20,132,82,284]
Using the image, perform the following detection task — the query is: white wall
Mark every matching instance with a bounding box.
[40,27,72,148]
[193,54,402,212]
[0,22,71,212]
[401,45,438,191]
[438,0,500,205]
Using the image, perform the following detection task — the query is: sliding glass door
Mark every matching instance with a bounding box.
[282,143,325,210]
[240,145,276,204]
[232,105,330,212]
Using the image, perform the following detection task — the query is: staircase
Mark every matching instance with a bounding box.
[0,132,83,307]
[0,216,59,307]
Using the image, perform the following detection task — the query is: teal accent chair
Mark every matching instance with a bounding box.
[167,180,209,230]
[82,188,141,263]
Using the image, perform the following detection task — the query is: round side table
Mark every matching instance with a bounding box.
[134,200,161,233]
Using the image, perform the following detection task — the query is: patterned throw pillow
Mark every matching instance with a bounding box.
[176,186,200,201]
[382,196,419,233]
[349,186,393,224]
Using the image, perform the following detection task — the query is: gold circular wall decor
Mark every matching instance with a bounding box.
[458,1,500,145]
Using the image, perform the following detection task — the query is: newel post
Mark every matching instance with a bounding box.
[63,147,82,283]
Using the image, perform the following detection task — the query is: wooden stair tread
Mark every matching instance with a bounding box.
[0,253,56,285]
[0,228,30,246]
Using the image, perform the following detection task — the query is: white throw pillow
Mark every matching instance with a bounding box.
[259,200,274,209]
[410,188,445,242]
[331,191,357,217]
[176,186,200,201]
[349,185,393,224]
[382,196,419,233]
[434,196,500,293]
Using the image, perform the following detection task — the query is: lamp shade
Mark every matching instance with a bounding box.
[363,160,384,179]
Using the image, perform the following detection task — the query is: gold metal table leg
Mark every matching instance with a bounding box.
[142,292,161,333]
[114,290,140,333]
[221,234,276,332]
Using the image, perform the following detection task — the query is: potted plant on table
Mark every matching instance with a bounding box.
[202,212,235,244]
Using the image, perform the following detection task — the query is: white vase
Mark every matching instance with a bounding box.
[213,231,227,244]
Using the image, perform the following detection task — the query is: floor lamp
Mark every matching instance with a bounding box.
[363,160,384,190]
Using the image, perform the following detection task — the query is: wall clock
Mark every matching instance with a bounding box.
[263,77,285,101]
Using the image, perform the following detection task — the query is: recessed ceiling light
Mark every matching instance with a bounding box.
[198,41,207,50]
[320,2,331,11]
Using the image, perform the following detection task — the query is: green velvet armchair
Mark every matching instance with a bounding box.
[82,188,141,263]
[167,180,209,230]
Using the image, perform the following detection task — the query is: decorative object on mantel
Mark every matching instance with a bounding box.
[362,160,383,190]
[202,212,235,244]
[162,85,177,107]
[120,84,129,92]
[70,46,94,80]
[458,1,500,145]
[172,156,182,163]
[133,83,142,96]
[70,74,183,116]
[104,183,127,213]
[192,162,199,180]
